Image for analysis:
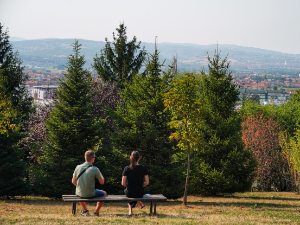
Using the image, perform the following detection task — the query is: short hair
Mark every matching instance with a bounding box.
[85,150,95,162]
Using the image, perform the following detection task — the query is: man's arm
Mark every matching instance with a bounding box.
[72,177,77,186]
[98,168,105,185]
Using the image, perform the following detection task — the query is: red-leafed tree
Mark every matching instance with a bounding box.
[241,112,288,191]
[90,77,121,128]
[22,103,53,161]
[22,78,121,161]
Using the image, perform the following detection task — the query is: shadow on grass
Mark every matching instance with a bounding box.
[162,200,299,210]
[222,195,300,202]
[2,195,299,211]
[97,212,205,220]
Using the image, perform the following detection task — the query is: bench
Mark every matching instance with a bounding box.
[62,194,167,215]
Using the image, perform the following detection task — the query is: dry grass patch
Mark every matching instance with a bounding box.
[1,192,300,224]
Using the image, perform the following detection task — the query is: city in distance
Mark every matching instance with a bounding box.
[12,38,300,106]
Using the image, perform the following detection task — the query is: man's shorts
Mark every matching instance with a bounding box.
[75,189,105,198]
[94,189,105,197]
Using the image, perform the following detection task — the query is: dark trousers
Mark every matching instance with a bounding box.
[124,188,144,208]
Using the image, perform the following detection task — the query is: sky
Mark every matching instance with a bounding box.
[1,0,300,54]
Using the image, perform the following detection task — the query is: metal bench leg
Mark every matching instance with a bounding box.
[150,201,153,214]
[154,201,156,215]
[72,202,76,215]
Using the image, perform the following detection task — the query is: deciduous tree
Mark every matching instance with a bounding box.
[0,74,18,135]
[281,128,300,193]
[164,72,202,205]
[241,113,287,191]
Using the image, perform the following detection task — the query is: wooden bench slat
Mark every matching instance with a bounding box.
[62,194,167,215]
[62,194,167,203]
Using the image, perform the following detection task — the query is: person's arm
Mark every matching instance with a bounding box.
[97,168,105,185]
[122,176,127,187]
[143,175,149,187]
[72,176,77,186]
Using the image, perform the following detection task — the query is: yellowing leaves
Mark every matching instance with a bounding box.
[0,94,18,135]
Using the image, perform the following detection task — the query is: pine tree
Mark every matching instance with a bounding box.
[111,49,184,198]
[0,108,30,197]
[39,41,103,198]
[190,51,257,195]
[0,24,32,197]
[93,23,146,89]
[0,23,33,121]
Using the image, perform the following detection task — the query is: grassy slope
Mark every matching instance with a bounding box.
[1,192,300,224]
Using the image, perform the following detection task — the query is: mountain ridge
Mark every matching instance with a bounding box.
[10,38,300,75]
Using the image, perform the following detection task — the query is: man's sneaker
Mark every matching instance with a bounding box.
[93,212,99,217]
[80,210,90,216]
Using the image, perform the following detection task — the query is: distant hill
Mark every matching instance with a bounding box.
[10,37,27,41]
[11,38,300,75]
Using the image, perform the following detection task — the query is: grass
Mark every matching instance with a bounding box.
[1,192,300,224]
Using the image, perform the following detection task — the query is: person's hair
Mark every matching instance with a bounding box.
[130,151,140,170]
[85,150,95,162]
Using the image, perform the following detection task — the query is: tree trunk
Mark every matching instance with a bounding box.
[183,143,191,206]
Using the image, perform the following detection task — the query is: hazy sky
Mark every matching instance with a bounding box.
[1,0,300,54]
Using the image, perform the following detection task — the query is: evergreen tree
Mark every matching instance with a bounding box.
[111,50,184,198]
[190,51,256,195]
[93,23,146,89]
[0,102,30,197]
[39,41,103,198]
[89,79,124,194]
[0,24,32,197]
[0,23,33,121]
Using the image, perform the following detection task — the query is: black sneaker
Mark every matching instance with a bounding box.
[93,212,99,217]
[80,210,90,216]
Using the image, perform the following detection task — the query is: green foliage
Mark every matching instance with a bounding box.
[164,73,203,150]
[240,90,300,137]
[110,49,184,199]
[93,23,146,89]
[164,72,202,203]
[281,128,300,193]
[0,79,29,197]
[277,90,300,192]
[0,76,18,135]
[190,51,256,195]
[0,48,33,122]
[0,50,34,126]
[239,89,300,192]
[276,91,300,136]
[39,41,104,198]
[0,121,30,197]
[0,23,34,127]
[0,23,32,197]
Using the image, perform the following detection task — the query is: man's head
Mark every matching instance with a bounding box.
[85,150,96,162]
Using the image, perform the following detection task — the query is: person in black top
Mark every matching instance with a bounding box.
[122,151,149,216]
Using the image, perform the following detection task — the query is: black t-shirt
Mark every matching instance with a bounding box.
[122,165,148,190]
